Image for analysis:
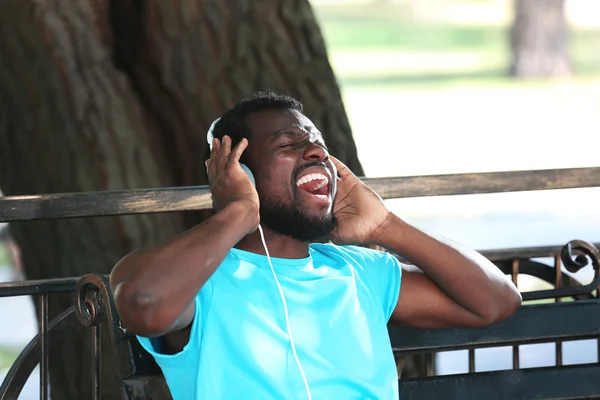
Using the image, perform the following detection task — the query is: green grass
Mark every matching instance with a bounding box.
[320,18,507,52]
[0,243,9,268]
[0,243,19,370]
[312,3,600,88]
[0,345,19,371]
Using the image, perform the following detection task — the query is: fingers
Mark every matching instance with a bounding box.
[217,136,231,172]
[330,156,354,179]
[207,136,249,185]
[207,138,220,182]
[228,138,248,166]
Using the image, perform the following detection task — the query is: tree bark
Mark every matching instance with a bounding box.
[0,0,363,398]
[510,0,572,78]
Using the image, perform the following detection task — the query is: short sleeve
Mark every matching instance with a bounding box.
[345,246,403,321]
[136,291,206,368]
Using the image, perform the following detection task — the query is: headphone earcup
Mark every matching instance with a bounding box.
[240,163,256,186]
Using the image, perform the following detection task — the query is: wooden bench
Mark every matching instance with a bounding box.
[1,239,599,400]
[107,299,600,400]
[108,240,600,399]
[1,165,599,399]
[393,299,600,399]
[106,297,600,400]
[0,239,598,400]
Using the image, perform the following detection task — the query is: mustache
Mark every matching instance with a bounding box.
[292,161,330,182]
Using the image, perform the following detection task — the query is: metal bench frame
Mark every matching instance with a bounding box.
[1,167,599,399]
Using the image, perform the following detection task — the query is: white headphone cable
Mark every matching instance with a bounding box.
[257,224,313,400]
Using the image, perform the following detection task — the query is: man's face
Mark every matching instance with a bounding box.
[244,109,338,242]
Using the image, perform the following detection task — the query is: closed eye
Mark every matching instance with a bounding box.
[275,139,328,151]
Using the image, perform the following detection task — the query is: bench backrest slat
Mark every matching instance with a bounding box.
[390,299,600,353]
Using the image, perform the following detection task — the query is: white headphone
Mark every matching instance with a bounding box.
[207,119,313,400]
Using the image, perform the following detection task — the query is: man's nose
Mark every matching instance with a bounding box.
[303,143,329,162]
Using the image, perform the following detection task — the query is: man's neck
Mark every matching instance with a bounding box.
[235,225,310,259]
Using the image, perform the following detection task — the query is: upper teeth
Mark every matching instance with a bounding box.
[296,173,329,188]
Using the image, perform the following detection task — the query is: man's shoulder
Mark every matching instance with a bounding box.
[309,243,391,264]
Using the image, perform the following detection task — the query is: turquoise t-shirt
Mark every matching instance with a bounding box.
[137,243,403,400]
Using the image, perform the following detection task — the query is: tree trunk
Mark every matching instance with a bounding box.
[0,0,363,398]
[510,0,572,78]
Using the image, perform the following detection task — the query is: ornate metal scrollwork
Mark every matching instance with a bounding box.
[74,274,111,327]
[73,273,129,344]
[493,239,600,301]
[561,240,600,274]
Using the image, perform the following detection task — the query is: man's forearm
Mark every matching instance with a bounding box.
[372,214,521,322]
[111,201,257,334]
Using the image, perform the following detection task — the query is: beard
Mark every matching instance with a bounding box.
[259,194,338,243]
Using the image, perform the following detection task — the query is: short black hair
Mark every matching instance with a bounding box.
[211,91,303,160]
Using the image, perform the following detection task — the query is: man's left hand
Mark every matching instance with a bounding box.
[329,157,391,245]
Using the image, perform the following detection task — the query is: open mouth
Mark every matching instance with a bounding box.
[296,172,330,200]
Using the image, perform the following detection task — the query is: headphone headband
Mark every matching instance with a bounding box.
[207,117,221,151]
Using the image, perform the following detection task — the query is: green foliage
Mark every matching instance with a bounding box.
[314,3,600,88]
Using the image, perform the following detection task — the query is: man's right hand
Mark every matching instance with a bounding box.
[205,136,260,234]
[111,135,261,338]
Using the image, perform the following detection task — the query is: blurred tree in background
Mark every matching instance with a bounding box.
[0,0,363,397]
[510,0,572,77]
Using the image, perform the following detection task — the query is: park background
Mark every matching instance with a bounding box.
[1,0,599,398]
